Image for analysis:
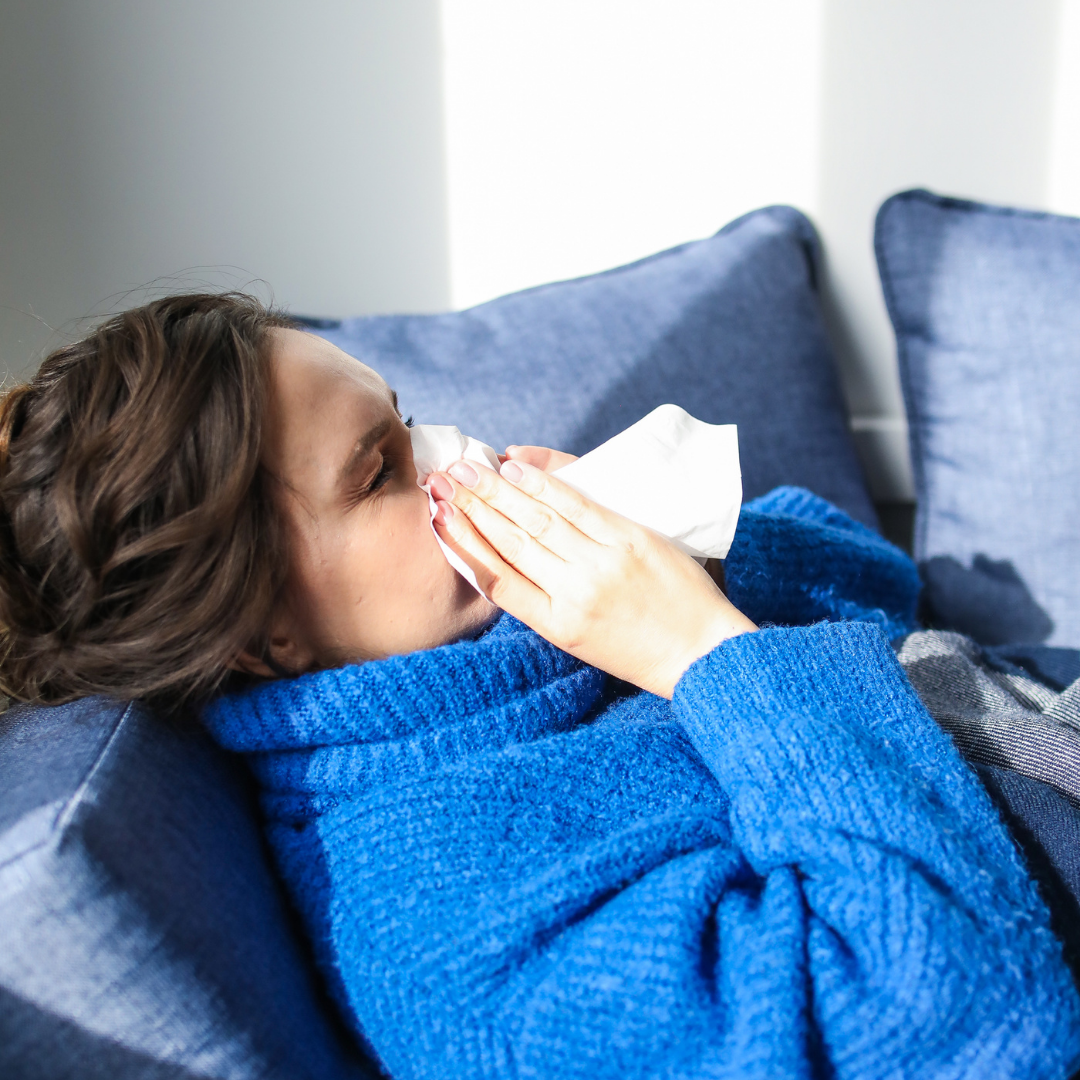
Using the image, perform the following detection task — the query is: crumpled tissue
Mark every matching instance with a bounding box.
[411,403,742,595]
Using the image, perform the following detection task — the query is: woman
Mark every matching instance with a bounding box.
[0,293,1076,1079]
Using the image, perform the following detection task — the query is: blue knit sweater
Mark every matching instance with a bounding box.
[204,489,1080,1079]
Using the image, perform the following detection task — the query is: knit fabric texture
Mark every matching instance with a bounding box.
[204,488,1080,1079]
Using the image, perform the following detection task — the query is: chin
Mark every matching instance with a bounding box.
[434,560,500,642]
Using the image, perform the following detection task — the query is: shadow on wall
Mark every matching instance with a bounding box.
[920,554,1055,646]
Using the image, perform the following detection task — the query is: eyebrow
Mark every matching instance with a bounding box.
[337,414,396,490]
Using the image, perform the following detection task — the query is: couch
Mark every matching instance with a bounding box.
[2,191,1078,1078]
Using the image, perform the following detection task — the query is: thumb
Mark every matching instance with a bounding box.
[505,444,579,473]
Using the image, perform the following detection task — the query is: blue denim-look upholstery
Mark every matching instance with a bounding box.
[876,190,1080,646]
[0,698,377,1079]
[308,206,876,527]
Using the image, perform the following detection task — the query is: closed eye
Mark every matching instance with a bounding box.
[341,408,411,509]
[342,452,396,510]
[369,457,394,491]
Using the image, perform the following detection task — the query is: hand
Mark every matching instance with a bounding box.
[428,458,756,698]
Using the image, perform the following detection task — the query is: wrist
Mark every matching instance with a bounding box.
[655,602,757,699]
[691,605,758,673]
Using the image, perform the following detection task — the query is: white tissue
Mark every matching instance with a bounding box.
[552,405,742,560]
[411,404,742,595]
[411,424,503,590]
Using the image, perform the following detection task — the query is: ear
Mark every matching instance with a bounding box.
[227,604,317,680]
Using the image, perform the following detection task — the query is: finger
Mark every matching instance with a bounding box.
[434,468,571,588]
[439,461,590,562]
[505,445,579,472]
[432,499,552,623]
[496,458,625,545]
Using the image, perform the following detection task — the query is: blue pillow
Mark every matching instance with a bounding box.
[876,190,1080,646]
[308,205,876,527]
[0,699,377,1079]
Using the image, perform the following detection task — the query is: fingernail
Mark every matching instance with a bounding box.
[433,499,454,526]
[500,461,523,483]
[448,461,478,487]
[429,474,453,501]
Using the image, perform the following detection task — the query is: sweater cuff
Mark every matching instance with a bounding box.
[675,620,911,728]
[672,621,980,861]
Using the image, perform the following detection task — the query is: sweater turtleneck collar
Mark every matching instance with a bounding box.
[202,614,607,755]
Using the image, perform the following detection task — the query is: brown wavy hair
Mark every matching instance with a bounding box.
[0,293,294,711]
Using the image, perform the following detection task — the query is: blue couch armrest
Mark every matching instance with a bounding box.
[0,698,379,1079]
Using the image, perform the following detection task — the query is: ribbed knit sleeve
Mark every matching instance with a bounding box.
[674,620,1080,1079]
[725,486,921,637]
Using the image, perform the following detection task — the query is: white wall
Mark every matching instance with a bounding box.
[0,0,449,378]
[440,0,821,309]
[817,0,1063,498]
[1050,0,1080,215]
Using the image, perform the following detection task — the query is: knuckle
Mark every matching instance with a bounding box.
[617,524,650,559]
[498,529,527,566]
[559,492,588,523]
[558,491,593,530]
[530,509,555,541]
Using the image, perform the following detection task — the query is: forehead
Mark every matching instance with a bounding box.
[263,328,393,481]
[268,327,389,404]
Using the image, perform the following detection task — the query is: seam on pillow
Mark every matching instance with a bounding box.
[886,187,1080,225]
[874,191,930,557]
[466,204,820,306]
[52,702,134,837]
[0,702,132,870]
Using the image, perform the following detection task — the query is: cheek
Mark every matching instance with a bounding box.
[363,490,449,592]
[290,486,469,648]
[289,493,431,606]
[398,495,462,590]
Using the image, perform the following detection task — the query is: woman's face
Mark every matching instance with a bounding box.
[255,328,497,673]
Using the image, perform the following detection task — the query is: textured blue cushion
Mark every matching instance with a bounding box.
[876,190,1080,646]
[308,205,876,527]
[0,698,376,1079]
